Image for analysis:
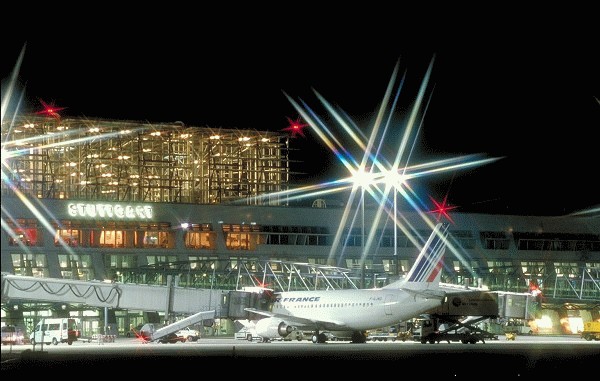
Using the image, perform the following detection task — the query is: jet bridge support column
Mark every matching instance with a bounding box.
[99,307,117,335]
[3,307,24,328]
[164,275,175,324]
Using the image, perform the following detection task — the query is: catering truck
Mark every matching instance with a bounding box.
[31,318,80,345]
[413,314,498,344]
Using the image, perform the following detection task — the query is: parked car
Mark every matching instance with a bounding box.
[176,327,200,342]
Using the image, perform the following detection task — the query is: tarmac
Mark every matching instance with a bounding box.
[2,334,598,377]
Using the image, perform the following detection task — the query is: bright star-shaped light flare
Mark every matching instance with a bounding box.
[280,56,501,270]
[281,116,308,138]
[428,194,457,223]
[35,99,67,119]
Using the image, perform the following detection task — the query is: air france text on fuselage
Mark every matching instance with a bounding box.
[276,296,321,303]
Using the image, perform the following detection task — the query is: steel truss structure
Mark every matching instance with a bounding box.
[2,115,292,205]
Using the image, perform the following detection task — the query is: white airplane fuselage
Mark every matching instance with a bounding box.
[271,288,443,331]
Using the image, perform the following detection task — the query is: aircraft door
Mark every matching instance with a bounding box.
[384,294,397,316]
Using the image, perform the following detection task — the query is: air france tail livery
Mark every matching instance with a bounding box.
[247,222,450,343]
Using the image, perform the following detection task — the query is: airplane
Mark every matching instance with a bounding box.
[246,222,451,343]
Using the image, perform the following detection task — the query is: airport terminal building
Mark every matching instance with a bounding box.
[2,115,599,337]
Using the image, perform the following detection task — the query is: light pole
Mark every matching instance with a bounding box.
[382,170,405,278]
[394,188,398,276]
[361,186,365,288]
[352,168,373,289]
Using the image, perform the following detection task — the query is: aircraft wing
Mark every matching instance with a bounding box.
[245,308,347,331]
[400,288,446,299]
[439,283,488,294]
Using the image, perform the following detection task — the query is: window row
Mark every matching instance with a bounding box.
[8,220,597,252]
[344,229,477,249]
[11,253,94,280]
[5,220,330,251]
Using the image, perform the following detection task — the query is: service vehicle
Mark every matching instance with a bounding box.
[176,327,201,342]
[413,314,498,344]
[2,325,27,345]
[503,319,533,335]
[31,318,80,345]
[235,326,260,341]
[580,321,600,341]
[135,311,214,343]
[368,323,411,342]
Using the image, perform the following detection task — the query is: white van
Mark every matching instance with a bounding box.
[31,318,80,345]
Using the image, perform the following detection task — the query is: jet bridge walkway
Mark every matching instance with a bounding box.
[1,272,224,316]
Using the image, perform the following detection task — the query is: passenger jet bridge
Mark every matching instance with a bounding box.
[1,272,225,316]
[1,261,359,323]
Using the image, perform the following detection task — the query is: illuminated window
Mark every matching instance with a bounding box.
[58,254,94,280]
[55,228,81,247]
[222,224,259,250]
[99,230,125,247]
[7,219,41,246]
[11,253,49,277]
[139,222,173,248]
[184,223,215,249]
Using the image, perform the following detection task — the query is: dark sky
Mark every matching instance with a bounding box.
[2,31,599,217]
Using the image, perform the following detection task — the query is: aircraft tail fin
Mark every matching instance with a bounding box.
[384,222,449,290]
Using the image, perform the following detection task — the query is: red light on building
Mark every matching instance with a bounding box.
[428,194,457,223]
[282,116,308,138]
[36,99,66,119]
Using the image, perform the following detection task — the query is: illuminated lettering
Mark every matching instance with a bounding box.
[114,205,125,218]
[85,204,97,217]
[95,204,114,218]
[67,203,153,219]
[125,206,136,218]
[136,206,151,218]
[96,204,107,218]
[67,204,78,217]
[276,296,321,303]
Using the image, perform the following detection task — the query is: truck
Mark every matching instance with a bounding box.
[235,326,261,341]
[31,318,80,346]
[413,314,498,344]
[502,319,534,335]
[580,321,600,341]
[368,323,412,342]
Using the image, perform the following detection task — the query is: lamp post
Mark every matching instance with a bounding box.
[352,168,373,289]
[361,186,365,288]
[382,170,405,278]
[394,188,398,276]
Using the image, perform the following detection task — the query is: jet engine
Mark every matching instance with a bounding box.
[254,317,295,339]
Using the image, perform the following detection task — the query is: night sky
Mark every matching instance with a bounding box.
[3,29,599,217]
